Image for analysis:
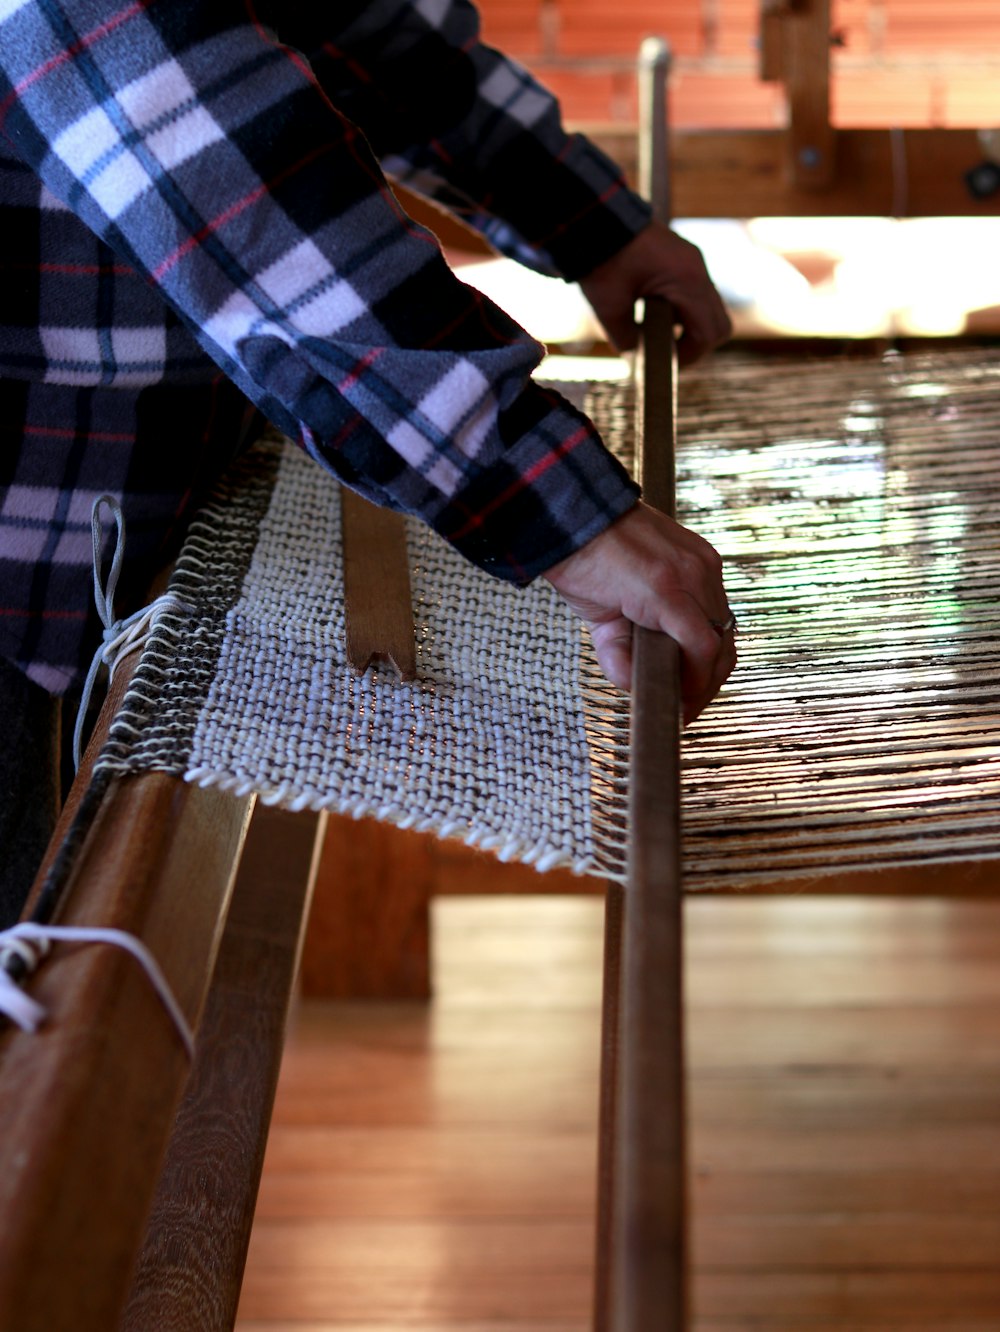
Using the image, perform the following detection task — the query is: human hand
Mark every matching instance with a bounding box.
[543,501,735,723]
[579,220,731,366]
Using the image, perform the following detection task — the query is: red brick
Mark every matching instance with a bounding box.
[883,0,1000,53]
[553,0,706,59]
[832,0,879,58]
[671,71,785,128]
[713,0,765,60]
[475,0,548,57]
[942,75,1000,127]
[531,65,637,123]
[832,68,938,124]
[487,0,1000,136]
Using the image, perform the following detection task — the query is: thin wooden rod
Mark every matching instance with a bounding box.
[610,294,687,1332]
[635,297,678,512]
[598,37,688,1330]
[23,656,136,926]
[612,633,685,1331]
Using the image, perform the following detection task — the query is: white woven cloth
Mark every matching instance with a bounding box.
[98,435,627,879]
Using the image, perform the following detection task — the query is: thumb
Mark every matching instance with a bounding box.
[596,305,639,353]
[589,615,634,690]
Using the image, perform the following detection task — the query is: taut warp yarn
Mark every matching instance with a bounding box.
[96,347,1000,888]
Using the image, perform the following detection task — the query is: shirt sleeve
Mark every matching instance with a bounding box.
[304,0,654,280]
[0,0,640,584]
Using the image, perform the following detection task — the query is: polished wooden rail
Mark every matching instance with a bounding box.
[598,39,688,1331]
[0,662,323,1329]
[616,300,686,1332]
[595,297,687,1332]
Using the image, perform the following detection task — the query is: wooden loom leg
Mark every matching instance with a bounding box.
[121,804,325,1332]
[300,814,433,999]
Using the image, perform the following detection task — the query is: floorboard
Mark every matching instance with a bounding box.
[235,894,1000,1329]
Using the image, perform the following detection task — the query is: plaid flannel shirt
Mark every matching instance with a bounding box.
[0,0,648,695]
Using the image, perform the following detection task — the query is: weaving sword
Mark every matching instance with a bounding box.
[341,488,417,682]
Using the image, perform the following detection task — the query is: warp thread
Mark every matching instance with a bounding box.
[73,495,193,770]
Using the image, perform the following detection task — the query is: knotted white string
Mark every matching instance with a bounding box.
[73,495,191,770]
[0,923,195,1057]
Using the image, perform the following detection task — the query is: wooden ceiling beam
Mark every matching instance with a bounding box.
[586,126,998,218]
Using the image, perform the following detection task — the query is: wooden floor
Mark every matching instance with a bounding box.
[234,893,1000,1331]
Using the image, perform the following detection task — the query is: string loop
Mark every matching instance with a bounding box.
[73,495,191,769]
[0,923,194,1057]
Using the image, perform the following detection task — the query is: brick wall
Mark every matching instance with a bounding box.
[473,0,1000,128]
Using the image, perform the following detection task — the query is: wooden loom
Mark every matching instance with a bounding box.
[4,35,1000,1332]
[0,289,677,1330]
[8,324,1000,1332]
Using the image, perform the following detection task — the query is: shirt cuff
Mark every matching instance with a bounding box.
[433,384,641,585]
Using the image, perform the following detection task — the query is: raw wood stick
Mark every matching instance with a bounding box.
[340,487,416,682]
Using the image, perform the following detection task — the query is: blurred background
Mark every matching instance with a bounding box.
[419,0,1000,347]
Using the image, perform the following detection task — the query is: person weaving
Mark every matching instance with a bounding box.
[0,0,735,923]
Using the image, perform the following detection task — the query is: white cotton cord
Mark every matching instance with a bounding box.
[73,495,192,770]
[0,931,50,1031]
[0,923,195,1057]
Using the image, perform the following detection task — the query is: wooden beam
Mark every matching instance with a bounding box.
[393,183,495,257]
[697,857,1000,897]
[0,773,253,1331]
[759,0,791,81]
[122,804,324,1332]
[784,0,836,188]
[583,126,996,217]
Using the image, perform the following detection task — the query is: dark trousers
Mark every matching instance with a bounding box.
[0,657,61,928]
